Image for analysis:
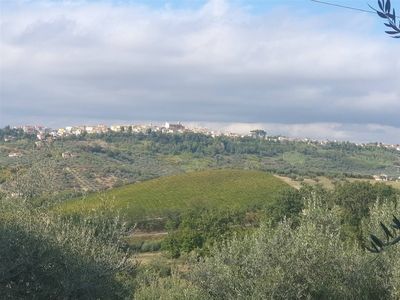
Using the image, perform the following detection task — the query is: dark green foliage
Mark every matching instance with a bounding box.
[332,181,398,215]
[330,181,399,244]
[266,186,304,227]
[162,208,246,258]
[367,215,400,253]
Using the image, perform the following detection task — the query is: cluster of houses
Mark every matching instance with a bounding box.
[372,174,400,182]
[373,174,389,181]
[379,143,400,151]
[6,122,400,155]
[108,122,228,137]
[57,124,109,136]
[8,122,243,139]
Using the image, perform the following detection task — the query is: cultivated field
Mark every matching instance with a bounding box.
[61,169,289,218]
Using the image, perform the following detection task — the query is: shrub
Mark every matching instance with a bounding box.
[141,241,162,253]
[135,272,205,300]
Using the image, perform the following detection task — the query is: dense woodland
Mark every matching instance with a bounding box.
[1,125,400,299]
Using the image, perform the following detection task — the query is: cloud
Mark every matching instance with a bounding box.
[1,0,399,143]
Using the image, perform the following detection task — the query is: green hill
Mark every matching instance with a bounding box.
[62,170,289,218]
[3,131,400,194]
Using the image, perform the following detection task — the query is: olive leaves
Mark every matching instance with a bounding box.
[369,0,400,38]
[367,215,400,253]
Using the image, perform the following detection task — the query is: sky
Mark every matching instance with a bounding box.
[1,0,400,143]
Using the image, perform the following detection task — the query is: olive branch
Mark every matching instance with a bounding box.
[369,0,400,38]
[366,215,400,254]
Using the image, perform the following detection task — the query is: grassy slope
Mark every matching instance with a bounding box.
[62,170,289,217]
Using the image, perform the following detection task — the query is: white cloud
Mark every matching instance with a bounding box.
[1,0,399,143]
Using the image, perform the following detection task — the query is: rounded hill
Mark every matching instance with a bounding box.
[64,170,289,216]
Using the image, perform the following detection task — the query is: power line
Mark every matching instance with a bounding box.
[311,0,400,37]
[310,0,377,14]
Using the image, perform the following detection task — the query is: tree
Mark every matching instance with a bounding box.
[0,203,137,299]
[266,187,304,227]
[370,0,400,38]
[0,160,137,299]
[189,199,390,299]
[250,129,267,139]
[162,208,246,258]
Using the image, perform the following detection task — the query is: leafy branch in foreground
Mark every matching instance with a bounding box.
[366,215,400,253]
[369,0,400,38]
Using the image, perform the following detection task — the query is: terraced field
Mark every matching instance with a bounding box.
[61,169,290,218]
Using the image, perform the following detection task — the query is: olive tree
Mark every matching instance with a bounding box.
[363,200,400,299]
[188,198,391,299]
[0,159,138,299]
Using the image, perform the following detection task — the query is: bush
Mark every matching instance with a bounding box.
[141,241,162,253]
[135,255,206,300]
[130,241,145,252]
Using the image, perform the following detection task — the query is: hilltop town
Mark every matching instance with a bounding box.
[9,122,244,140]
[5,121,400,151]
